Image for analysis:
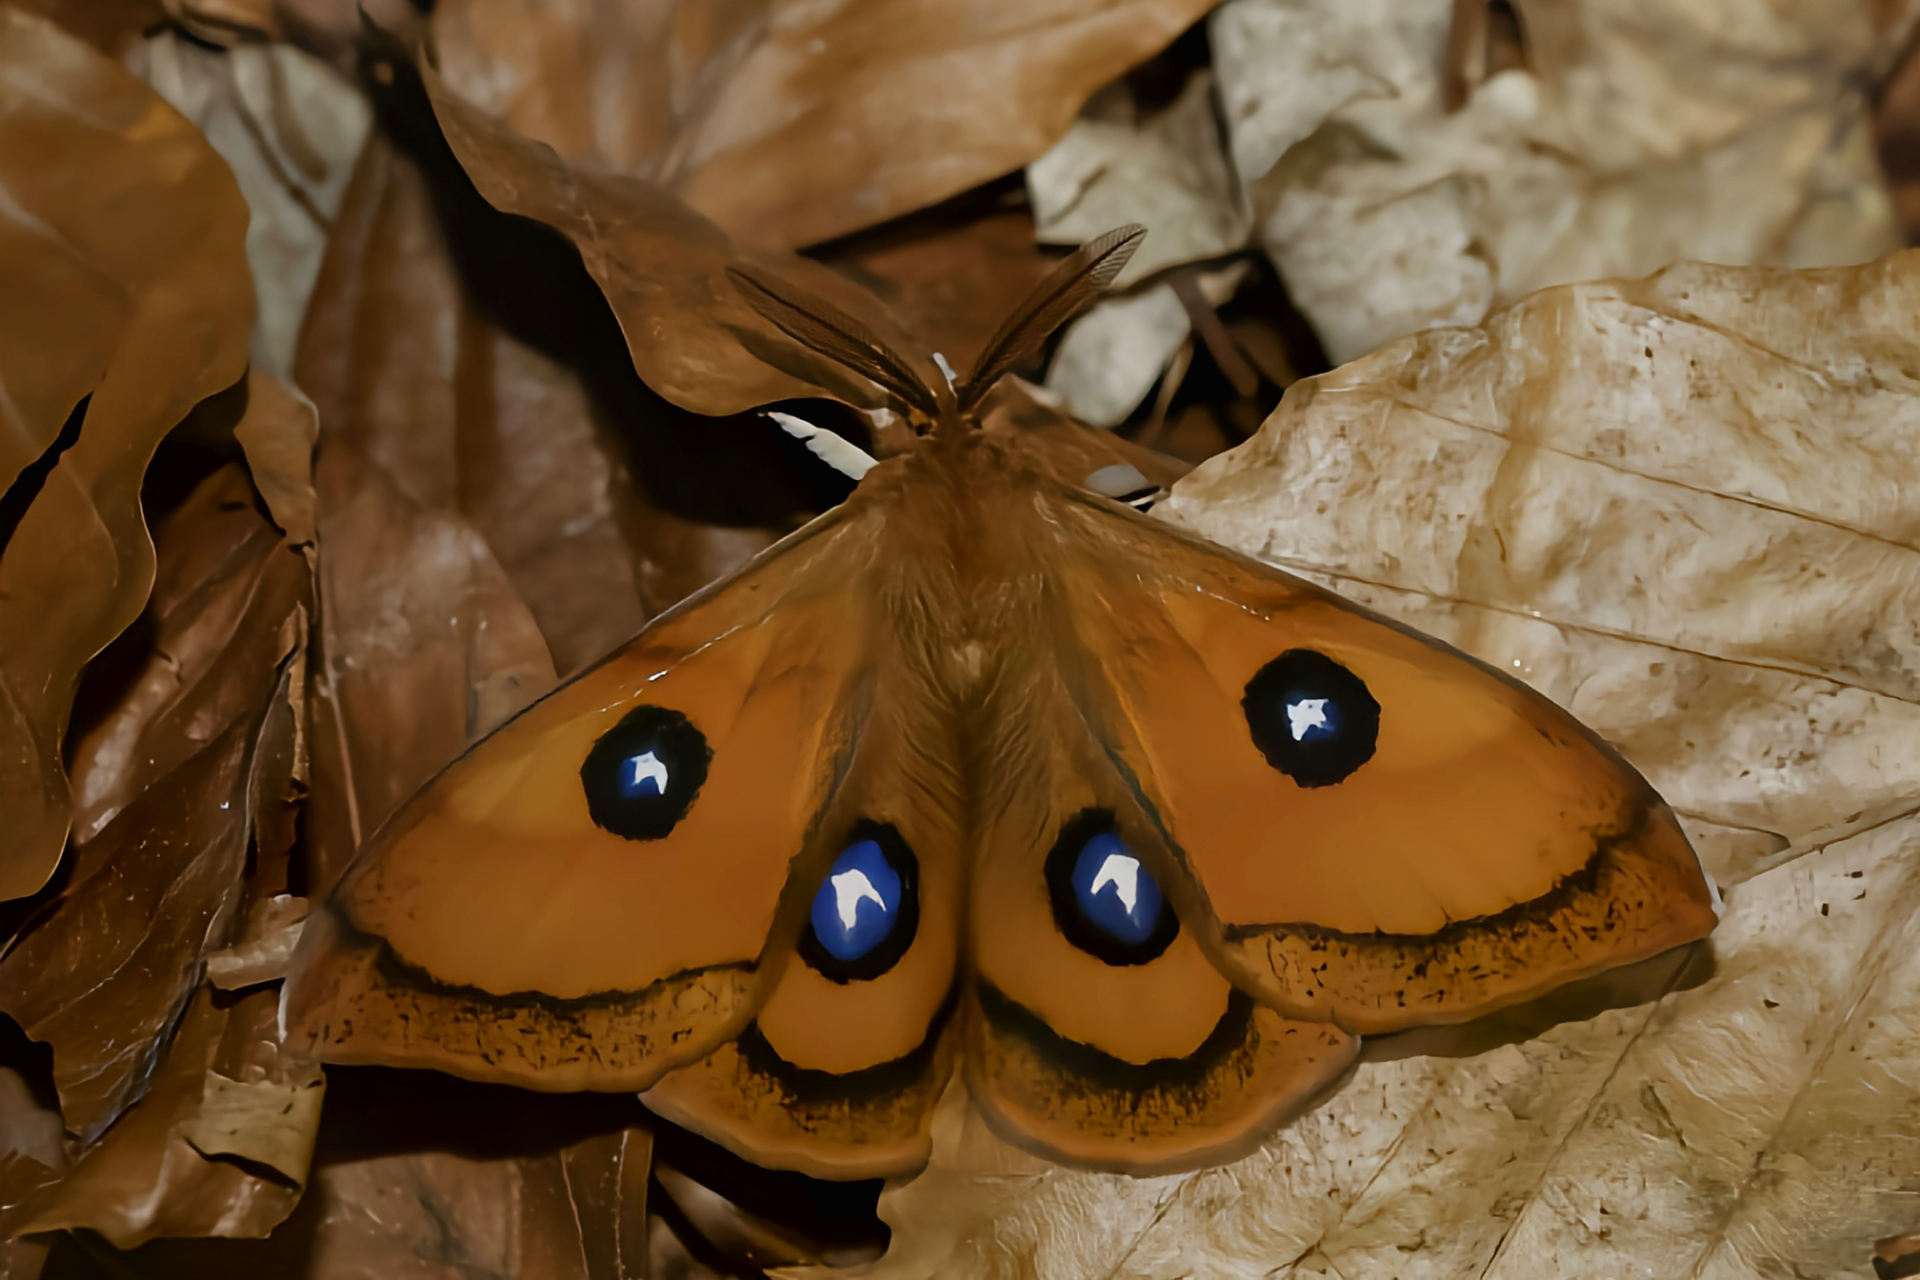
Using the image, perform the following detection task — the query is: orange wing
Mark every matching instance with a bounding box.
[1031,484,1719,1038]
[284,502,931,1094]
[641,650,963,1179]
[963,649,1356,1171]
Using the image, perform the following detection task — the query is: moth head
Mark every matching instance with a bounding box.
[728,225,1146,439]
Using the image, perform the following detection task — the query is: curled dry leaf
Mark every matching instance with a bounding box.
[128,30,372,378]
[432,0,1223,250]
[4,985,322,1248]
[1029,69,1247,284]
[0,462,310,1142]
[0,7,253,902]
[816,252,1920,1279]
[412,50,935,417]
[205,894,310,991]
[68,381,315,844]
[1209,0,1903,361]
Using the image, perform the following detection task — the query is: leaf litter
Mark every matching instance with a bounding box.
[5,1,1920,1276]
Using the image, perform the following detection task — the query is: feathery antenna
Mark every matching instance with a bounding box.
[727,266,942,421]
[725,226,1145,435]
[955,225,1145,416]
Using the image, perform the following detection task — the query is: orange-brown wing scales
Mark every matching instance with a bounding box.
[968,984,1352,1174]
[643,636,964,1178]
[1043,490,1717,1034]
[963,668,1356,1170]
[1220,800,1710,1030]
[283,909,754,1089]
[285,511,886,1091]
[642,1005,957,1182]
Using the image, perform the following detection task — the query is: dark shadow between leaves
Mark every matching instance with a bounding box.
[359,41,840,541]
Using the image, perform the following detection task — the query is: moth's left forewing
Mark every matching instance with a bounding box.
[284,507,894,1091]
[1043,489,1719,1036]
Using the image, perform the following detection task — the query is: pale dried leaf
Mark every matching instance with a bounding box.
[1045,284,1192,427]
[0,8,253,901]
[1029,71,1247,283]
[1211,0,1902,361]
[824,252,1920,1279]
[181,1069,325,1182]
[1045,264,1245,427]
[129,31,371,377]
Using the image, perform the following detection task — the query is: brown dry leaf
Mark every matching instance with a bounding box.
[0,1065,64,1278]
[156,0,421,58]
[412,49,938,418]
[4,985,322,1247]
[814,251,1920,1280]
[432,0,1222,250]
[205,894,309,990]
[0,460,310,1140]
[293,127,655,679]
[242,1077,655,1280]
[1211,0,1903,361]
[128,30,372,379]
[302,427,556,891]
[0,8,253,903]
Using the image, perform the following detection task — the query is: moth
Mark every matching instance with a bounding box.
[283,226,1719,1179]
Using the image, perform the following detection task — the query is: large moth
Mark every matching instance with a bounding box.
[283,227,1718,1178]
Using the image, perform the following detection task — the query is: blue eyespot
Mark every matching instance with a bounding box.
[1242,649,1380,787]
[1070,833,1165,948]
[810,840,901,963]
[580,705,712,840]
[802,825,919,981]
[1045,812,1179,966]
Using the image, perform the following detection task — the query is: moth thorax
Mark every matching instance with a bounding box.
[947,640,990,694]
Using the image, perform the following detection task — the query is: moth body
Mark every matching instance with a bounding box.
[282,227,1718,1181]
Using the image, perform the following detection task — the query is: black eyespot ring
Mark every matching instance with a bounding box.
[1242,649,1381,788]
[579,705,712,841]
[1044,808,1179,967]
[798,821,920,984]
